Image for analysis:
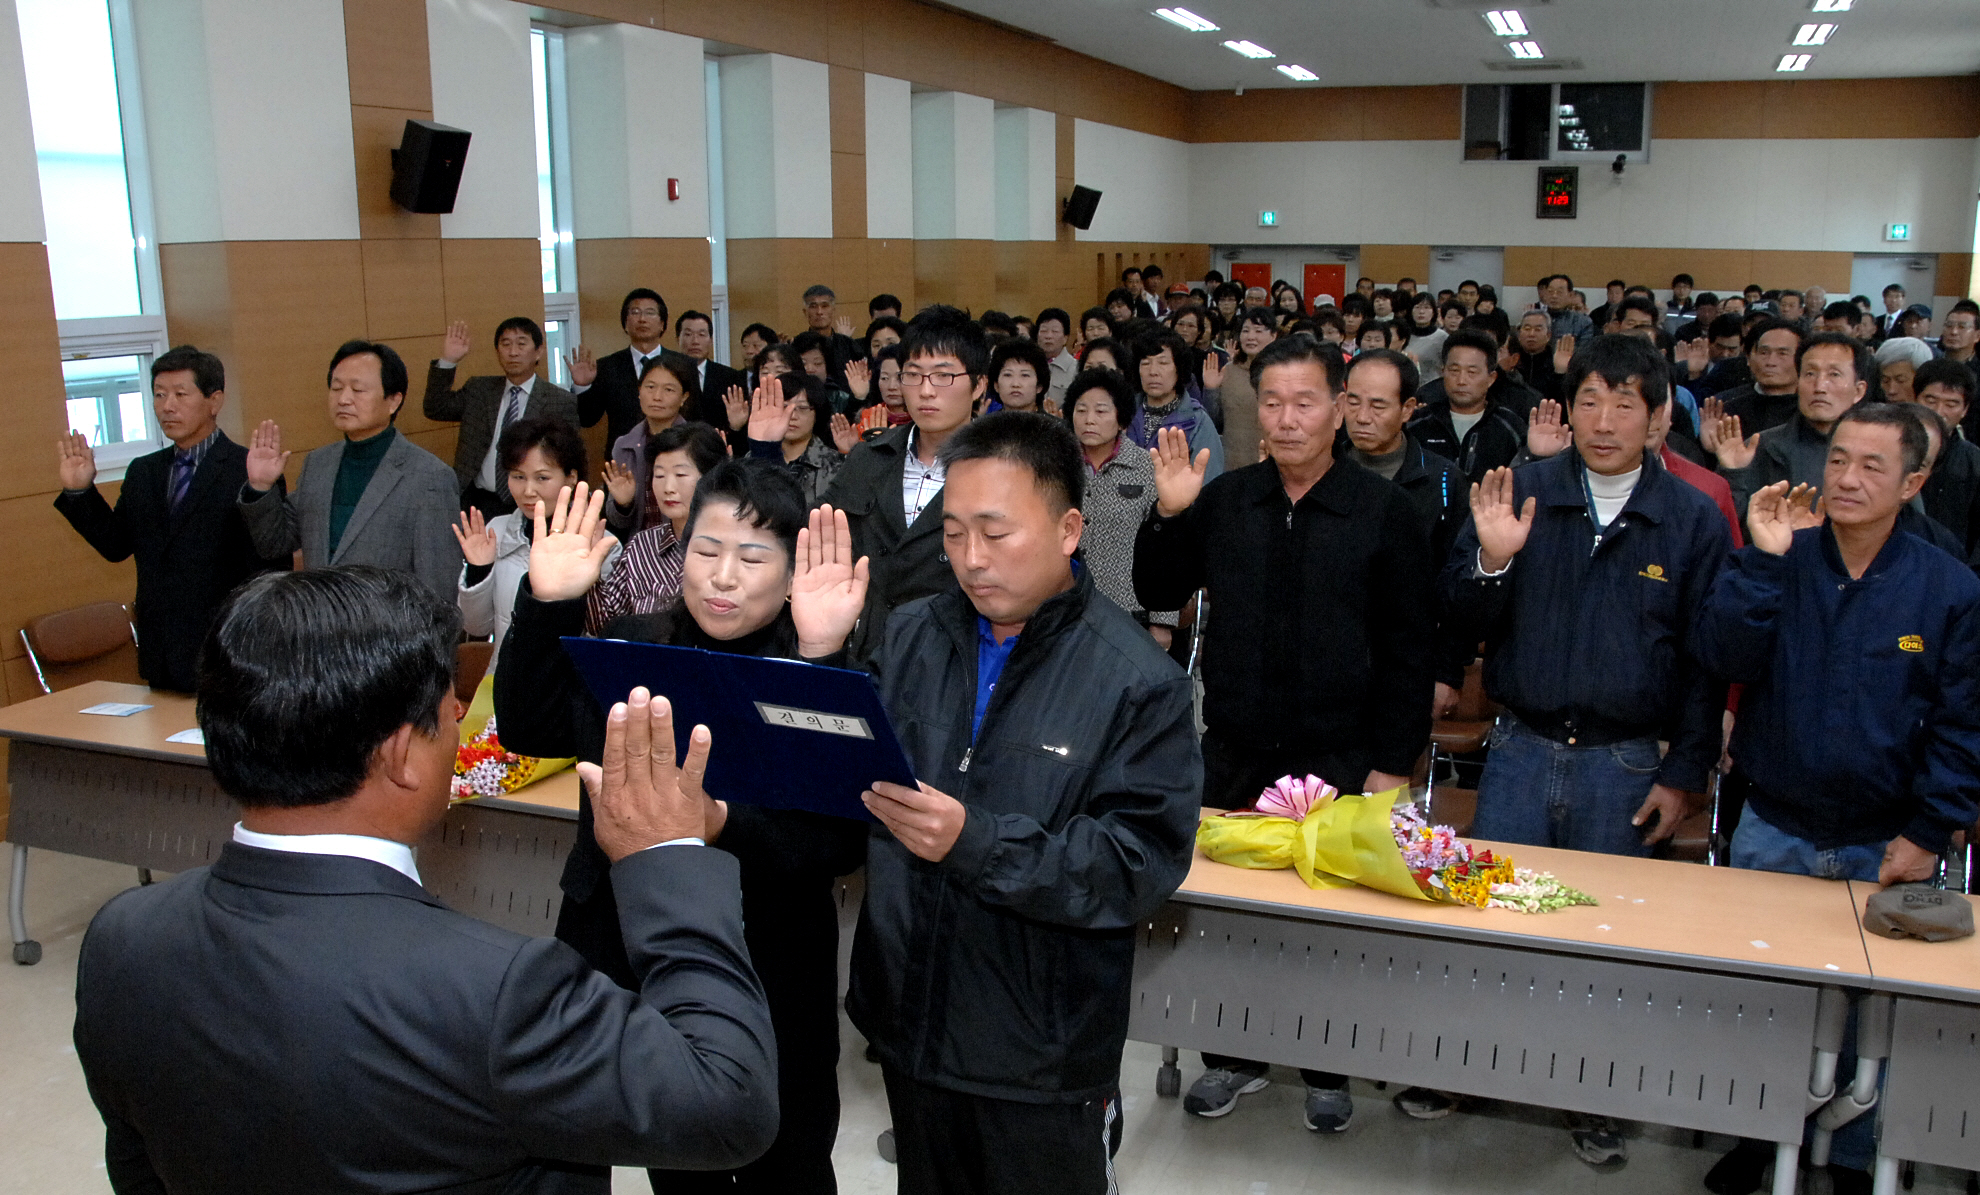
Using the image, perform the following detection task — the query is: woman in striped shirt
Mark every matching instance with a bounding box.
[586,422,728,627]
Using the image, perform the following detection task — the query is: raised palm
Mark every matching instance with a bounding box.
[1470,467,1535,572]
[245,420,290,491]
[57,432,97,490]
[453,507,497,567]
[1552,333,1577,375]
[1527,399,1572,459]
[721,385,749,431]
[601,458,638,509]
[845,359,871,401]
[528,482,615,601]
[1151,425,1209,517]
[747,380,793,443]
[789,505,869,658]
[567,345,597,388]
[1746,481,1807,556]
[1712,414,1759,470]
[442,320,472,364]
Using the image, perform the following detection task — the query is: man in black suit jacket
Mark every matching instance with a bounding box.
[54,346,285,691]
[675,308,748,432]
[73,565,778,1195]
[424,316,579,518]
[570,288,697,446]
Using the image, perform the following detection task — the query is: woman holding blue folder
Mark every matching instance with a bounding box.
[494,457,872,1195]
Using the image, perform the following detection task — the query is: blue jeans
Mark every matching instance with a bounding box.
[1470,715,1663,857]
[1730,808,1881,1171]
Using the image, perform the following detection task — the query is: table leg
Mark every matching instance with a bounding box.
[8,843,38,966]
[1872,1155,1902,1195]
[1772,1140,1799,1195]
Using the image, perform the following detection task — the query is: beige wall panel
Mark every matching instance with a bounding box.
[440,238,547,351]
[376,332,447,436]
[1359,246,1431,286]
[0,486,136,668]
[1938,254,1972,300]
[342,0,433,111]
[1656,77,1980,140]
[573,236,713,362]
[832,151,867,242]
[223,241,370,446]
[360,237,446,342]
[0,243,70,503]
[352,104,442,241]
[865,239,916,313]
[664,0,825,60]
[1189,86,1458,143]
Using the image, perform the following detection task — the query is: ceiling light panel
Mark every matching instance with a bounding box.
[1777,53,1813,71]
[1276,64,1318,81]
[1810,0,1851,11]
[1152,7,1219,33]
[1793,23,1836,45]
[1507,40,1544,59]
[1222,39,1275,59]
[1483,10,1528,37]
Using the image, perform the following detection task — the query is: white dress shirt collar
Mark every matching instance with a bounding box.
[232,823,421,885]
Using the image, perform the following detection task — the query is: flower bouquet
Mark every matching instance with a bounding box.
[450,674,573,802]
[1196,775,1596,914]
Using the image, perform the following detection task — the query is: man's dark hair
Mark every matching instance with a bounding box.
[1141,264,1165,283]
[803,284,835,302]
[199,566,459,809]
[1249,332,1347,393]
[864,315,908,344]
[1623,286,1656,301]
[1460,310,1512,348]
[1822,301,1859,323]
[1078,307,1117,338]
[1694,291,1720,308]
[1104,287,1137,312]
[937,409,1084,515]
[1346,348,1420,404]
[1340,294,1374,319]
[685,458,807,564]
[1437,289,1455,301]
[1035,307,1072,336]
[1672,273,1694,288]
[619,287,668,330]
[1708,313,1745,341]
[496,414,587,478]
[1540,272,1575,290]
[1914,357,1977,407]
[1458,279,1479,292]
[1898,402,1950,469]
[1438,300,1467,320]
[494,316,543,348]
[1397,277,1416,289]
[1949,298,1980,320]
[1606,278,1628,291]
[1617,295,1661,324]
[1745,284,1764,297]
[1059,367,1133,429]
[868,292,902,317]
[1564,333,1670,411]
[1203,269,1225,286]
[1743,316,1804,353]
[1833,402,1928,475]
[650,421,728,479]
[1119,266,1142,283]
[989,338,1052,394]
[740,321,780,346]
[902,304,989,381]
[675,309,712,335]
[1211,282,1243,304]
[638,353,698,396]
[152,344,224,396]
[980,310,1018,337]
[1441,329,1501,374]
[1798,330,1875,388]
[1883,283,1906,297]
[327,339,409,401]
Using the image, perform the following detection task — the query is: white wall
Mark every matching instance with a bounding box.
[427,0,536,239]
[566,24,707,240]
[0,0,45,243]
[912,91,994,240]
[718,53,828,240]
[865,73,912,239]
[130,0,359,242]
[994,106,1055,242]
[1073,118,1189,243]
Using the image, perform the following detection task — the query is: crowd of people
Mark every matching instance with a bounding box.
[51,260,1980,1195]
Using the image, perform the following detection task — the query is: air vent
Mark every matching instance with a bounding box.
[1483,58,1582,71]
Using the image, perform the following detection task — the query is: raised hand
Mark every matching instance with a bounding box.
[1151,424,1210,517]
[453,507,498,567]
[1469,467,1536,573]
[1200,352,1226,391]
[1711,412,1759,470]
[528,482,615,601]
[1042,395,1062,418]
[1745,481,1802,556]
[721,384,749,431]
[601,458,638,509]
[245,420,290,492]
[1681,335,1709,378]
[1526,399,1572,459]
[844,358,871,401]
[1552,333,1576,376]
[442,319,472,365]
[746,378,794,443]
[576,688,713,862]
[566,344,597,388]
[789,504,869,658]
[1782,483,1826,532]
[57,431,97,491]
[1699,396,1727,453]
[829,413,859,456]
[833,316,856,339]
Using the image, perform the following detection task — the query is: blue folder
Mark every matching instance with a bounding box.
[560,637,914,822]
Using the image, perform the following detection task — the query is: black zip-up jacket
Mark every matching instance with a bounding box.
[1385,441,1474,688]
[1717,384,1800,437]
[1440,451,1732,793]
[819,423,958,664]
[1407,393,1531,484]
[847,567,1200,1104]
[1134,456,1436,782]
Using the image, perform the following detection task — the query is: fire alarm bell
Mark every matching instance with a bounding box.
[667,178,680,202]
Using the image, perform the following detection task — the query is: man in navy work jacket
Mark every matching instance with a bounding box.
[1440,334,1732,1170]
[848,396,1201,1193]
[1690,403,1980,1191]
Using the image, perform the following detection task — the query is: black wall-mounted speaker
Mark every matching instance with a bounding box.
[1063,185,1102,230]
[389,119,472,214]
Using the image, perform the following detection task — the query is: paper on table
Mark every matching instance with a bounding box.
[80,702,151,717]
[166,728,204,745]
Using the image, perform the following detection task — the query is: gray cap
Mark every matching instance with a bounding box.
[1863,884,1974,943]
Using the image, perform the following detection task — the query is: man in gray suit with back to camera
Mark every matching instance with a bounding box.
[72,565,780,1194]
[423,316,578,520]
[238,339,462,600]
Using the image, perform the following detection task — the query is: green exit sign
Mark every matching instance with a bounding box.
[1885,223,1912,242]
[1259,210,1278,227]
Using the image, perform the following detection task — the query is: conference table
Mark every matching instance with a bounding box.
[6,681,1976,1194]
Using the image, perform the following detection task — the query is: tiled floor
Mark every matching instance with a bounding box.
[5,848,1969,1195]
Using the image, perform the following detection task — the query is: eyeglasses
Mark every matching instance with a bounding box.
[901,369,967,389]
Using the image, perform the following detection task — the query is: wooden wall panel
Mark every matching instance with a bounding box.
[342,0,432,111]
[1656,77,1980,139]
[1937,254,1973,300]
[0,485,135,669]
[1500,246,1854,295]
[1188,86,1460,143]
[360,238,446,342]
[573,236,714,362]
[0,244,70,504]
[1359,245,1431,287]
[831,152,866,242]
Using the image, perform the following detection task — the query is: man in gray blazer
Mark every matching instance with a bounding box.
[424,316,578,519]
[238,340,462,601]
[73,565,779,1194]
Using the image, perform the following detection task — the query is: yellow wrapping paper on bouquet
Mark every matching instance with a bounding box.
[451,673,574,801]
[1196,786,1431,900]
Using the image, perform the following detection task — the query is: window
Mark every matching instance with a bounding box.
[531,25,577,386]
[1462,83,1652,164]
[17,0,168,471]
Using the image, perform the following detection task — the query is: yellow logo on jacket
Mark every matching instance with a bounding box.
[1898,635,1924,653]
[1638,564,1667,582]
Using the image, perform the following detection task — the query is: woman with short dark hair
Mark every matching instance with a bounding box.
[1063,369,1178,648]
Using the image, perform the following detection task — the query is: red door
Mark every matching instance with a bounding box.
[1230,262,1272,294]
[1303,264,1346,311]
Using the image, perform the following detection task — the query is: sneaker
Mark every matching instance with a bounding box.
[1303,1083,1354,1133]
[1567,1114,1627,1169]
[1703,1139,1773,1195]
[1182,1064,1270,1118]
[1393,1086,1456,1120]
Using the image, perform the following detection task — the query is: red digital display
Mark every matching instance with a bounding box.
[1537,167,1578,219]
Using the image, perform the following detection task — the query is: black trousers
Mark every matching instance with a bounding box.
[556,879,843,1194]
[881,1066,1122,1195]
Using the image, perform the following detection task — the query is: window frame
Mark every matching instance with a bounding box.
[1460,82,1654,166]
[531,23,578,297]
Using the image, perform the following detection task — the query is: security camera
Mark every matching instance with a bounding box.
[1611,154,1627,176]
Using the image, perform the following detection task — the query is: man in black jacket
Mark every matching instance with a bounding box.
[1135,334,1435,1136]
[73,565,778,1195]
[851,411,1199,1195]
[675,308,749,429]
[569,288,697,445]
[820,305,979,664]
[54,345,285,691]
[1707,319,1804,439]
[1408,329,1532,483]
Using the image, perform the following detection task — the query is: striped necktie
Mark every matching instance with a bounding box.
[501,384,525,434]
[168,451,195,511]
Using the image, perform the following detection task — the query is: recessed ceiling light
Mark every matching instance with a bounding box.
[1811,0,1851,11]
[1507,40,1544,59]
[1222,39,1275,59]
[1275,64,1318,81]
[1152,7,1219,33]
[1777,52,1813,71]
[1793,23,1836,45]
[1483,10,1528,37]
